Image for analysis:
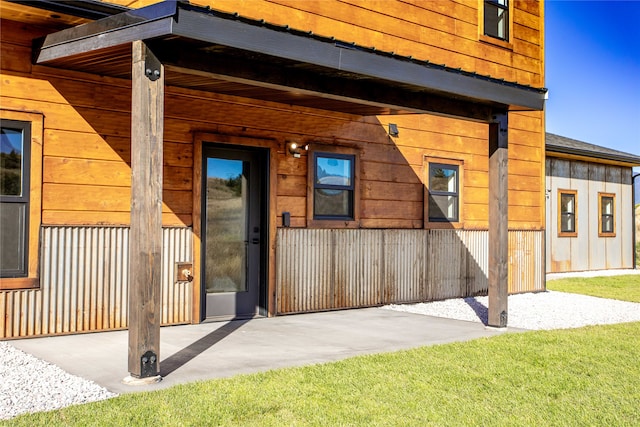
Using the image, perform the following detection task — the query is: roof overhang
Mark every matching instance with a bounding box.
[35,1,547,120]
[546,133,640,167]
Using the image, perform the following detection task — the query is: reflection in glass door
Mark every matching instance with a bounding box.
[205,158,247,294]
[202,146,265,319]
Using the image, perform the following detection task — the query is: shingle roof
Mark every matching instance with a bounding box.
[546,133,640,166]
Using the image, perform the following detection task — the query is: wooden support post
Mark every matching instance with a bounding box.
[126,40,164,381]
[488,111,508,328]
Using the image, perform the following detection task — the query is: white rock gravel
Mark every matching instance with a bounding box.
[384,290,640,330]
[0,341,117,420]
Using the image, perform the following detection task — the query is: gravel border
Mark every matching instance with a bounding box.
[0,342,116,420]
[384,290,640,330]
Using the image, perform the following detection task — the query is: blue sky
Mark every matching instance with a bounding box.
[545,0,640,162]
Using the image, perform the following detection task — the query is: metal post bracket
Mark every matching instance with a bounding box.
[145,52,161,81]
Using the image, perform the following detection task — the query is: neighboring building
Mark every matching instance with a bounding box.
[546,133,640,273]
[1,0,546,377]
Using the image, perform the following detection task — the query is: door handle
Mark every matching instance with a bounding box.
[251,238,260,244]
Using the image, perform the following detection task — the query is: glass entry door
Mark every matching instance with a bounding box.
[202,146,265,319]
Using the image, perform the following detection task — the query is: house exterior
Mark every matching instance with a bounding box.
[545,133,640,272]
[1,0,546,378]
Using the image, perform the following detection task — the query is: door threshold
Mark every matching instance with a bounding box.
[202,313,265,323]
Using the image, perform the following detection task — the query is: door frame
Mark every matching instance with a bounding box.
[192,133,278,322]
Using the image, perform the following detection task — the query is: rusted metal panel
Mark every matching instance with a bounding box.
[570,161,590,272]
[588,163,607,270]
[333,230,383,308]
[548,158,572,272]
[428,229,466,301]
[460,230,489,296]
[1,226,192,339]
[276,228,544,314]
[382,230,427,304]
[162,227,193,325]
[509,230,544,293]
[277,228,333,313]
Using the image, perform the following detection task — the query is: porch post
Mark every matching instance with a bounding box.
[488,111,508,328]
[126,40,164,381]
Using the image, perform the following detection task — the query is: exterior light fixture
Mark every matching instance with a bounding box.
[388,123,399,137]
[287,141,309,158]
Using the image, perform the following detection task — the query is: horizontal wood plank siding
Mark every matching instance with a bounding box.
[1,11,544,231]
[276,228,544,314]
[1,226,192,339]
[162,0,544,87]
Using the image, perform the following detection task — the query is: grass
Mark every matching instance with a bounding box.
[6,323,640,426]
[547,274,640,303]
[6,276,640,426]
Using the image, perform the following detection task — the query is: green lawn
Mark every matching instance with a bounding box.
[6,276,640,426]
[547,274,640,303]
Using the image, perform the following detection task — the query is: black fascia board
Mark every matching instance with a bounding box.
[36,0,546,112]
[172,5,545,111]
[36,3,178,63]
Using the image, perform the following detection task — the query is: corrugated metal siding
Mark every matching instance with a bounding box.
[508,230,545,293]
[1,226,192,339]
[277,228,544,314]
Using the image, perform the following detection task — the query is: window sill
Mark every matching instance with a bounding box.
[0,277,40,291]
[479,34,513,50]
[598,232,616,238]
[425,222,464,230]
[558,232,578,238]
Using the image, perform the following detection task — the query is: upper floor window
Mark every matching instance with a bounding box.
[599,193,615,237]
[558,190,577,237]
[484,0,509,41]
[0,120,31,278]
[312,152,355,220]
[428,163,459,222]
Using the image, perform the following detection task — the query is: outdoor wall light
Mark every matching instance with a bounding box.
[287,141,309,158]
[388,123,399,137]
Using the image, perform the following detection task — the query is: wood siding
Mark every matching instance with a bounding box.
[1,0,545,335]
[1,15,544,230]
[545,157,634,272]
[120,0,544,88]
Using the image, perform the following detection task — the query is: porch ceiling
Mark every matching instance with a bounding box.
[34,1,546,120]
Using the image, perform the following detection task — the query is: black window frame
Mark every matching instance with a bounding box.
[312,152,355,221]
[484,0,509,41]
[0,119,31,278]
[428,163,459,223]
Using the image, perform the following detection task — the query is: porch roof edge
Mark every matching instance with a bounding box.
[35,0,547,114]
